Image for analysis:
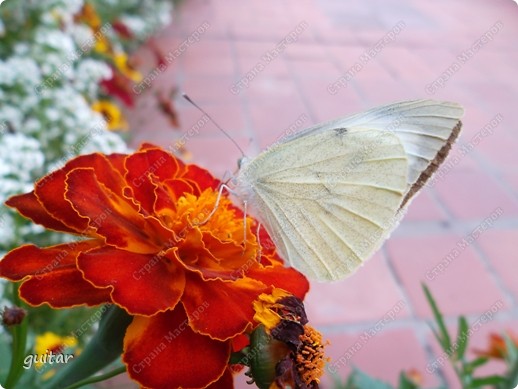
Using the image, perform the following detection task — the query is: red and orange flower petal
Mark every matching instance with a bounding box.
[0,240,100,280]
[183,164,220,193]
[207,368,234,389]
[20,269,111,308]
[153,178,195,221]
[78,247,185,316]
[173,229,251,281]
[105,152,127,174]
[124,148,186,213]
[5,191,77,234]
[126,147,186,186]
[34,153,128,234]
[247,261,310,300]
[232,333,250,352]
[181,272,269,341]
[65,168,171,254]
[124,307,230,389]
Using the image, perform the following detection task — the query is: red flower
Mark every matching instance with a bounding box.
[156,89,180,128]
[474,332,518,360]
[101,68,136,107]
[0,145,309,388]
[112,20,134,39]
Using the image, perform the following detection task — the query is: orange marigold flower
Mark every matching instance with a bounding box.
[0,144,309,388]
[473,331,518,360]
[247,289,328,389]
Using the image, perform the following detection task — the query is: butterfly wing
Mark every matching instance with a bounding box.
[279,100,464,206]
[236,100,463,281]
[236,128,408,281]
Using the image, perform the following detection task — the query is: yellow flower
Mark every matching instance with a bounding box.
[34,332,77,369]
[94,37,111,54]
[113,52,142,82]
[250,289,329,388]
[253,288,292,331]
[92,100,128,131]
[77,3,102,30]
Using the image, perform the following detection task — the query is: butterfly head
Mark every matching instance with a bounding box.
[237,156,250,169]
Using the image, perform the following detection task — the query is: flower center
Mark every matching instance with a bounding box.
[296,325,329,386]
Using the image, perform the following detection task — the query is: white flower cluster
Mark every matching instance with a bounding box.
[118,0,173,40]
[0,0,173,251]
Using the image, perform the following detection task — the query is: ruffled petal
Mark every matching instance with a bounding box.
[20,268,111,307]
[174,229,252,281]
[156,178,195,214]
[65,168,171,253]
[78,246,185,316]
[0,240,100,280]
[35,153,127,234]
[247,261,310,300]
[5,192,77,234]
[124,147,186,214]
[207,368,234,389]
[183,164,220,194]
[182,272,268,340]
[105,152,128,174]
[123,307,230,389]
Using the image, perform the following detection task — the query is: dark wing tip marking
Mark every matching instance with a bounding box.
[400,120,463,208]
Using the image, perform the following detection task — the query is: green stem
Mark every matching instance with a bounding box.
[3,283,29,389]
[63,366,126,389]
[42,305,132,389]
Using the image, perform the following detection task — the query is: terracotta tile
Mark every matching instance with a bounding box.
[289,58,343,79]
[387,235,510,318]
[434,169,518,219]
[182,75,242,103]
[478,230,518,301]
[501,171,518,196]
[381,47,440,81]
[473,126,518,172]
[305,252,410,325]
[235,54,290,79]
[402,189,448,222]
[323,328,440,387]
[297,77,365,122]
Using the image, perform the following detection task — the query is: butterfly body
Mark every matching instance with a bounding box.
[234,100,464,281]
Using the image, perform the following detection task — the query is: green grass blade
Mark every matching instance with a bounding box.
[422,284,452,354]
[455,316,469,360]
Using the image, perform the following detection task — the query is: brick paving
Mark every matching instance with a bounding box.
[127,0,518,387]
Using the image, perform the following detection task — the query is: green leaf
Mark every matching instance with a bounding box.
[422,284,452,354]
[0,332,11,383]
[455,316,469,360]
[397,371,419,389]
[63,365,126,389]
[500,339,518,389]
[41,305,132,389]
[463,357,488,374]
[3,284,29,389]
[347,368,394,389]
[469,375,507,387]
[503,333,518,363]
[249,325,278,389]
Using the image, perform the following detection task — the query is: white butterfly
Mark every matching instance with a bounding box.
[233,100,463,281]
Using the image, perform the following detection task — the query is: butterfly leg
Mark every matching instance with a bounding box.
[193,183,233,226]
[255,222,263,264]
[242,200,248,256]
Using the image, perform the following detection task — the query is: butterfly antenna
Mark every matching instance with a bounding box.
[182,93,246,157]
